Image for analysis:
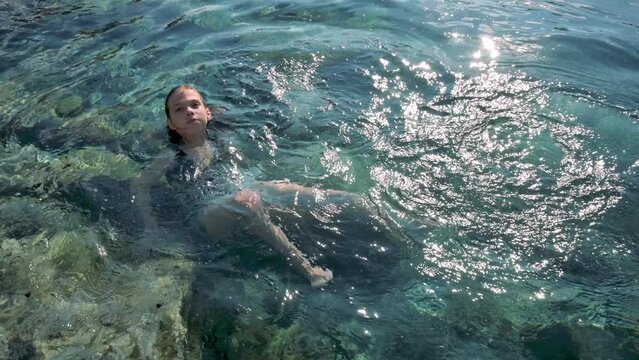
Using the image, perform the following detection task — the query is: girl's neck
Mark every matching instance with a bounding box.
[180,139,213,167]
[180,132,208,148]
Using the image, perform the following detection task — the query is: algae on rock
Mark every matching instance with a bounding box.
[0,144,140,196]
[0,190,195,359]
[54,94,83,118]
[0,227,194,359]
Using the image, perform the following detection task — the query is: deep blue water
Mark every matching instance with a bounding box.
[1,0,638,359]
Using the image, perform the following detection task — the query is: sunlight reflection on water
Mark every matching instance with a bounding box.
[356,33,628,299]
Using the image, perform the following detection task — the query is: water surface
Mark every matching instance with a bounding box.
[1,0,638,359]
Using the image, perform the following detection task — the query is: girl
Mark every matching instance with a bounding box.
[133,85,334,287]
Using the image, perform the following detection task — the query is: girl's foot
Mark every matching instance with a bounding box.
[308,267,333,287]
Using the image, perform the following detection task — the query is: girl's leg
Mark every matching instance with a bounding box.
[259,180,352,198]
[258,180,377,220]
[259,180,439,227]
[257,181,438,257]
[200,197,242,239]
[200,190,332,287]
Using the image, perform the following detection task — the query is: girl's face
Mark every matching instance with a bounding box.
[166,88,211,141]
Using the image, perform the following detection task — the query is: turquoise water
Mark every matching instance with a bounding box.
[1,0,638,358]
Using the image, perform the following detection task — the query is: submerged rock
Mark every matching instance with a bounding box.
[0,197,46,238]
[262,323,335,360]
[55,94,83,118]
[6,337,36,360]
[2,145,139,193]
[210,317,336,360]
[0,195,195,359]
[59,110,153,149]
[11,253,193,359]
[345,14,390,29]
[193,10,233,31]
[47,229,106,276]
[52,147,140,182]
[89,92,102,105]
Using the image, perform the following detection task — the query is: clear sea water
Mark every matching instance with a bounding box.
[1,0,638,359]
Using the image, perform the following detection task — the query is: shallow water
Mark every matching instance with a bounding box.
[1,0,638,359]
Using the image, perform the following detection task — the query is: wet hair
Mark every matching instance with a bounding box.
[164,84,208,145]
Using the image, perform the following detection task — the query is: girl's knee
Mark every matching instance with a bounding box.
[233,189,262,210]
[261,181,311,195]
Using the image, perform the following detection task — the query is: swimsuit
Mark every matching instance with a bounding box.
[150,150,239,226]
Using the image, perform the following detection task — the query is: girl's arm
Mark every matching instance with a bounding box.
[131,150,175,231]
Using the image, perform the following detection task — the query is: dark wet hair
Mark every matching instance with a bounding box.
[164,84,208,145]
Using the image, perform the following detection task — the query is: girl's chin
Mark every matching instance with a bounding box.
[178,129,207,141]
[183,122,206,131]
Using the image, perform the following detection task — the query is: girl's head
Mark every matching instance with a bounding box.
[164,85,212,144]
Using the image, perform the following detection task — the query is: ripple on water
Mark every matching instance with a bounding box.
[1,0,639,358]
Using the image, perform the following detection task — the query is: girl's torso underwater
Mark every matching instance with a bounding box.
[151,145,240,228]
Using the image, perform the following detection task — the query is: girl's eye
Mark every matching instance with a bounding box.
[191,102,200,108]
[175,107,183,112]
